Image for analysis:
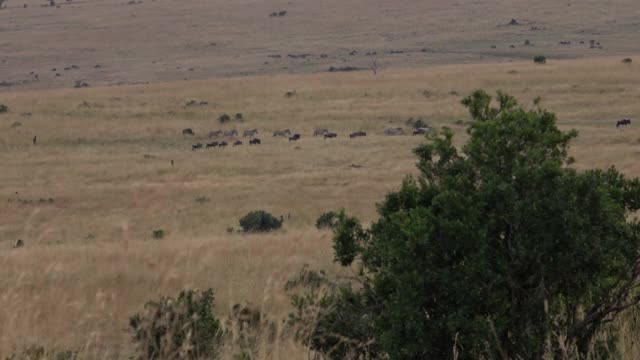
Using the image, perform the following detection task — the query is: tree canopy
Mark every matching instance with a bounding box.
[313,90,640,359]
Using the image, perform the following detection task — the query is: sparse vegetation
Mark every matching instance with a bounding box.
[315,211,339,229]
[239,210,283,233]
[152,229,165,239]
[533,55,547,64]
[405,117,429,129]
[623,57,633,64]
[0,103,8,113]
[218,113,231,124]
[129,289,224,359]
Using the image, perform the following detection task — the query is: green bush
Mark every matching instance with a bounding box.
[315,211,339,229]
[235,113,244,121]
[130,289,224,359]
[405,117,429,129]
[533,55,547,64]
[0,104,8,113]
[152,229,165,239]
[623,57,633,64]
[218,113,231,124]
[239,210,282,232]
[307,90,640,359]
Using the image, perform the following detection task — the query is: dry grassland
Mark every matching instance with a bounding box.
[1,57,640,357]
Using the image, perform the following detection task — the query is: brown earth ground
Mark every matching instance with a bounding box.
[1,0,640,91]
[1,57,640,357]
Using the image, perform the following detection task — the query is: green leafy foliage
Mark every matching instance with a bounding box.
[315,90,640,359]
[0,104,8,113]
[218,113,231,124]
[534,55,547,64]
[129,289,224,359]
[152,229,165,239]
[239,210,282,233]
[315,211,339,229]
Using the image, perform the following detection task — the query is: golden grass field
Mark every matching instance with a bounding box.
[1,0,640,91]
[1,57,640,357]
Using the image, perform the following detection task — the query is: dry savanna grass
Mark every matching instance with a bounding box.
[1,0,640,91]
[1,57,640,357]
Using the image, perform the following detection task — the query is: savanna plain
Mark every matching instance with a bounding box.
[2,0,640,358]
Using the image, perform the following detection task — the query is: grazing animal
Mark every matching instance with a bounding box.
[208,130,223,138]
[349,131,366,138]
[314,129,329,137]
[384,127,404,136]
[413,127,432,136]
[192,143,203,151]
[14,239,24,248]
[243,129,259,137]
[182,128,195,136]
[171,160,174,166]
[218,141,228,148]
[233,140,243,146]
[289,134,301,142]
[616,119,631,128]
[206,141,219,149]
[324,132,337,139]
[223,129,238,137]
[273,129,292,137]
[33,136,37,145]
[249,138,261,145]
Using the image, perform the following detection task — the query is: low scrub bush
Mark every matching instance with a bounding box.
[129,289,224,359]
[533,55,547,64]
[0,104,8,113]
[239,210,282,233]
[315,211,339,229]
[218,113,231,124]
[152,229,165,239]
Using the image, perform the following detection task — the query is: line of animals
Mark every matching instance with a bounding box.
[184,127,433,151]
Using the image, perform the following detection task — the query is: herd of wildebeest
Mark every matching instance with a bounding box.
[184,126,434,150]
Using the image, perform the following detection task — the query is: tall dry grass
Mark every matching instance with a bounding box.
[1,57,640,357]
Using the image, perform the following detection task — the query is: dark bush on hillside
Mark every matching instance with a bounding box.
[235,113,244,121]
[129,289,224,359]
[315,211,339,229]
[0,104,8,113]
[623,57,633,64]
[239,210,282,233]
[297,90,640,359]
[152,229,165,240]
[405,117,429,129]
[218,113,231,124]
[533,55,547,64]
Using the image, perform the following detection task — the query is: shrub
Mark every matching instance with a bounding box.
[623,57,633,64]
[307,90,640,359]
[129,289,224,359]
[315,211,339,229]
[239,210,282,232]
[152,229,165,239]
[218,113,231,124]
[0,104,8,113]
[405,117,429,129]
[533,55,547,64]
[235,113,243,121]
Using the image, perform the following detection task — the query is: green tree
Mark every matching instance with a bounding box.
[318,90,640,359]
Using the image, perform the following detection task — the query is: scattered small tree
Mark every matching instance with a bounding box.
[0,104,8,113]
[235,113,244,121]
[623,58,633,64]
[368,59,379,75]
[239,210,283,233]
[130,289,224,359]
[534,55,547,64]
[218,113,231,124]
[152,229,165,239]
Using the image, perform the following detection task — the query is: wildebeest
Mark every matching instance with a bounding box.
[349,131,366,138]
[218,141,228,148]
[289,134,301,142]
[324,132,337,139]
[384,127,404,136]
[224,129,238,137]
[183,128,195,136]
[314,129,329,137]
[206,141,219,149]
[192,143,203,151]
[412,127,432,136]
[616,119,631,128]
[33,136,37,145]
[208,130,224,138]
[233,140,243,146]
[249,138,261,145]
[273,129,292,137]
[243,129,259,137]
